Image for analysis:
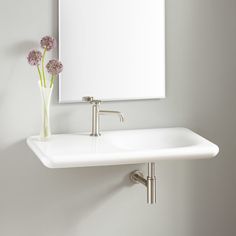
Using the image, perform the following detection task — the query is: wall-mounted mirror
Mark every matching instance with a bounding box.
[59,0,165,102]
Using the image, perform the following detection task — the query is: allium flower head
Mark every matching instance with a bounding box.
[40,36,56,51]
[27,50,42,66]
[46,59,63,75]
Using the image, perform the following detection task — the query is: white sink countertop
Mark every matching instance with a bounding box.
[27,127,219,168]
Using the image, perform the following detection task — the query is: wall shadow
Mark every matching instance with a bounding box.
[0,140,138,235]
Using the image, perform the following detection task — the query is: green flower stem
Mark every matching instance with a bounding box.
[37,65,43,87]
[42,48,47,88]
[50,75,55,88]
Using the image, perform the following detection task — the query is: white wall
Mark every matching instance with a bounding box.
[0,0,235,235]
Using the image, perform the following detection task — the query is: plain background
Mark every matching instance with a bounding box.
[0,0,235,235]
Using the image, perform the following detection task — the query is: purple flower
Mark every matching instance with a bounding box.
[40,36,56,51]
[46,59,63,75]
[27,50,42,66]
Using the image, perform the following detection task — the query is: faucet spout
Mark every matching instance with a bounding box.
[99,110,125,122]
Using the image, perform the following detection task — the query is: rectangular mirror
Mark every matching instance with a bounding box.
[59,0,165,102]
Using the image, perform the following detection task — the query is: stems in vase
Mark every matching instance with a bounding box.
[39,84,53,140]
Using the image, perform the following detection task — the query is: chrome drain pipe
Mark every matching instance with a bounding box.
[130,162,157,204]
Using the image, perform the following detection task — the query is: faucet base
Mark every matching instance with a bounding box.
[90,133,101,137]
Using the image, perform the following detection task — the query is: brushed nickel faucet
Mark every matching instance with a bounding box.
[82,96,124,136]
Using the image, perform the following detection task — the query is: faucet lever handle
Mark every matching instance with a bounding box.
[82,96,94,102]
[82,96,101,104]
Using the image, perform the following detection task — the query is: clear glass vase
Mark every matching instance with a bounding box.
[39,84,53,141]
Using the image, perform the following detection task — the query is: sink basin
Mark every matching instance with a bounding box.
[27,127,219,168]
[105,128,198,150]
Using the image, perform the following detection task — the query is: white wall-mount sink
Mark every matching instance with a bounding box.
[27,127,219,168]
